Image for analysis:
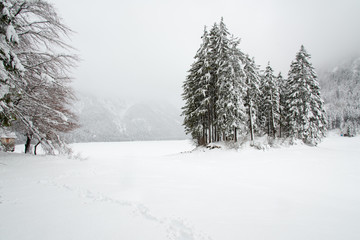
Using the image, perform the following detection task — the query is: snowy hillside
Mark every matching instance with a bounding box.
[65,92,187,142]
[318,57,360,133]
[1,133,360,240]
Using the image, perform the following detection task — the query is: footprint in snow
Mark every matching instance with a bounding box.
[38,179,212,240]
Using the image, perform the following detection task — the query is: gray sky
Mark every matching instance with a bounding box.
[49,0,360,106]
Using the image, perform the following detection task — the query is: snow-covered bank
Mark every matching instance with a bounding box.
[1,135,360,240]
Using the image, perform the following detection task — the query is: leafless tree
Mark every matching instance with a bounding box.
[1,0,79,154]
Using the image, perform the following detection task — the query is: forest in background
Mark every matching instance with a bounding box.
[318,57,360,136]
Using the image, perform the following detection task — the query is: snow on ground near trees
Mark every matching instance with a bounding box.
[1,133,360,240]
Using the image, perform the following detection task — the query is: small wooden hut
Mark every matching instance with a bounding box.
[0,130,17,152]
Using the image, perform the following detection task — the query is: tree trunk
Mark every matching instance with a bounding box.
[271,107,276,138]
[234,127,237,142]
[279,108,282,138]
[24,134,32,154]
[249,103,254,146]
[279,122,282,138]
[213,126,216,142]
[34,141,41,155]
[208,107,212,144]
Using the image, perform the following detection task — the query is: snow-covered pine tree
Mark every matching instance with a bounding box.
[207,22,220,142]
[243,55,261,145]
[228,39,247,141]
[259,63,280,138]
[211,18,246,141]
[182,18,248,145]
[0,0,24,126]
[182,27,212,145]
[286,45,327,145]
[210,19,229,141]
[277,72,287,138]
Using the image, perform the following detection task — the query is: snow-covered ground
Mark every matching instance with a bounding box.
[1,133,360,240]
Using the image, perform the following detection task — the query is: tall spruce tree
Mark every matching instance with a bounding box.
[259,63,280,138]
[243,55,261,145]
[207,22,220,141]
[277,72,287,138]
[228,39,247,141]
[212,18,246,141]
[182,18,247,145]
[0,0,24,126]
[286,45,327,144]
[182,27,211,145]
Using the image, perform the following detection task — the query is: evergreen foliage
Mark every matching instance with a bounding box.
[259,63,280,138]
[277,72,287,138]
[183,22,328,147]
[182,27,211,145]
[285,45,327,145]
[213,19,247,141]
[182,18,248,145]
[243,55,261,144]
[0,0,24,126]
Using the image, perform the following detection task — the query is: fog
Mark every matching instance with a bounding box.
[49,0,360,106]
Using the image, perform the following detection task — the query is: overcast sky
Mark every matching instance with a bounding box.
[49,0,360,106]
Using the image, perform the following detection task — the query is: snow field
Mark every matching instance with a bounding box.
[1,135,360,240]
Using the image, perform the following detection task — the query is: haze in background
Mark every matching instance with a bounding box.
[49,0,360,106]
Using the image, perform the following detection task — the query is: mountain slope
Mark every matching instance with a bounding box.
[318,57,360,134]
[65,93,187,142]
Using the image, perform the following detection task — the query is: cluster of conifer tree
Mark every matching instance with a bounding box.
[182,18,327,146]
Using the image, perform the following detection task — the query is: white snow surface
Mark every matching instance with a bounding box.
[1,133,360,240]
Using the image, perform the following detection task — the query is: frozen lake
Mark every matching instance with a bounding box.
[1,134,360,240]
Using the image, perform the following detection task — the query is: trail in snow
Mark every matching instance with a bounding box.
[36,173,211,240]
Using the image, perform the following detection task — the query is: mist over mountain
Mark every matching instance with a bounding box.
[318,56,360,134]
[67,54,360,144]
[64,92,187,143]
[62,53,360,144]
